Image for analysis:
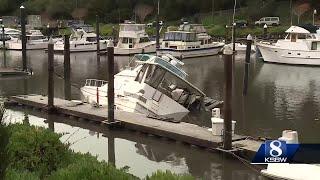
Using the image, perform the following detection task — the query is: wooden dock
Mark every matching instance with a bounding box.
[6,94,263,160]
[0,68,30,76]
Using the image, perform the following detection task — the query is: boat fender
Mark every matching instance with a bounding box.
[74,44,77,48]
[142,48,145,53]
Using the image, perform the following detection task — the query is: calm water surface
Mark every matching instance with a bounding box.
[1,49,320,179]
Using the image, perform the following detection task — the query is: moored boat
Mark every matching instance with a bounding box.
[6,29,50,50]
[54,27,109,53]
[256,26,320,65]
[157,24,224,59]
[114,23,156,55]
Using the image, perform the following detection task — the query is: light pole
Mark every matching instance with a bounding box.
[313,9,317,26]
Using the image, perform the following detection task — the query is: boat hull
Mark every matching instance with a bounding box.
[6,41,48,50]
[257,43,320,65]
[157,46,223,59]
[114,44,156,55]
[54,41,108,53]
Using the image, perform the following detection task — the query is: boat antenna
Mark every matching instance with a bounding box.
[232,0,237,24]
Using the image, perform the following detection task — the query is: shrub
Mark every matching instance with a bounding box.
[6,124,71,178]
[146,170,194,180]
[48,154,138,180]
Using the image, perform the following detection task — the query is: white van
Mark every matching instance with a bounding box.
[255,17,280,26]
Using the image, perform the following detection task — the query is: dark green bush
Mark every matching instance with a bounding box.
[6,124,71,178]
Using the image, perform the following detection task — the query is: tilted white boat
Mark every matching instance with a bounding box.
[54,28,109,53]
[157,24,224,58]
[6,29,50,50]
[256,26,320,65]
[80,54,221,121]
[114,23,156,55]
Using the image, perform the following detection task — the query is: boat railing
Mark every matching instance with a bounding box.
[85,79,108,87]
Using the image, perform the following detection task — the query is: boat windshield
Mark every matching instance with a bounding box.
[164,32,197,42]
[138,63,204,107]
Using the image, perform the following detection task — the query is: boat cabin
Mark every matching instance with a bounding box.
[133,55,204,109]
[281,26,320,51]
[117,24,151,49]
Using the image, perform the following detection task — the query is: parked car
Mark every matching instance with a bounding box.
[255,17,280,26]
[235,20,248,28]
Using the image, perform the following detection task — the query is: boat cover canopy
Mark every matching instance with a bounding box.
[285,26,310,34]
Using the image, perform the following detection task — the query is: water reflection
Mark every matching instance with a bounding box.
[4,107,263,179]
[0,50,319,140]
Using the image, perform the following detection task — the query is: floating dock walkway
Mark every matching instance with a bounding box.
[6,94,263,161]
[0,68,30,76]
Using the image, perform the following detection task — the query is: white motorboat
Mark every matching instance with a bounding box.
[114,23,156,55]
[256,26,320,65]
[226,42,256,53]
[157,24,224,58]
[80,54,221,121]
[6,29,49,50]
[54,28,108,53]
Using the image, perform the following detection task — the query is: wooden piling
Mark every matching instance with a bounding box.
[48,37,54,111]
[108,136,115,165]
[263,24,268,40]
[232,23,236,52]
[96,15,100,57]
[156,0,160,50]
[107,41,114,122]
[223,45,233,150]
[20,6,27,71]
[243,34,252,96]
[64,35,71,100]
[2,25,5,49]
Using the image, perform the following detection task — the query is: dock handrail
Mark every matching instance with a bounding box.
[85,79,108,87]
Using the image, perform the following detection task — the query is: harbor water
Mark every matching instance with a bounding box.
[1,50,320,178]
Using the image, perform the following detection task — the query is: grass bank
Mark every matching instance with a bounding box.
[0,104,194,180]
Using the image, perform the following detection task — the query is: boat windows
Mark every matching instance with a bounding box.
[135,65,148,83]
[27,36,45,40]
[290,34,297,42]
[311,42,320,50]
[86,37,96,42]
[297,34,306,39]
[145,64,166,88]
[164,32,196,42]
[122,37,129,43]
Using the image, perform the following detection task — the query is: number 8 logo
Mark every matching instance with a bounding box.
[269,140,283,157]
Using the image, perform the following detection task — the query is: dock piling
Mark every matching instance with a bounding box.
[48,37,54,111]
[107,41,114,122]
[64,35,71,100]
[108,136,115,165]
[243,34,252,96]
[2,25,5,50]
[223,45,233,150]
[96,15,100,58]
[263,24,268,40]
[20,6,27,71]
[156,0,160,50]
[232,23,236,52]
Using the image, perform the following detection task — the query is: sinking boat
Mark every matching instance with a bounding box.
[80,54,221,121]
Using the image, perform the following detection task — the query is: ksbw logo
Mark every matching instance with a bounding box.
[264,140,288,163]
